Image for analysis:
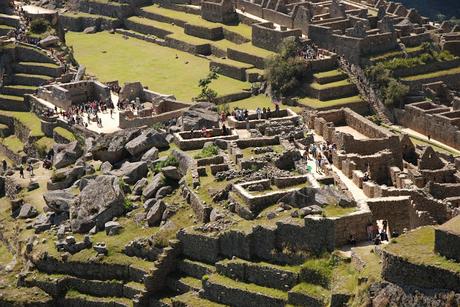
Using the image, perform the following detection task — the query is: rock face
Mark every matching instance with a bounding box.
[53,141,83,169]
[70,175,125,233]
[125,129,168,157]
[172,149,193,176]
[91,128,141,163]
[162,166,182,181]
[110,161,148,185]
[47,166,85,191]
[17,204,38,219]
[43,190,75,213]
[180,102,219,131]
[143,173,166,200]
[146,200,166,226]
[141,147,159,162]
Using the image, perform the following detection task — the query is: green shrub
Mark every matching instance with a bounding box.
[265,38,309,98]
[154,155,178,173]
[194,144,219,159]
[384,79,409,107]
[124,199,134,211]
[30,18,50,34]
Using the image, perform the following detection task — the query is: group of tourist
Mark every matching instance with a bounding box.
[232,104,281,122]
[303,141,337,174]
[54,99,114,129]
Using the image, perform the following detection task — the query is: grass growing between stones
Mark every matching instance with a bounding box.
[385,226,460,273]
[173,291,226,307]
[66,32,250,101]
[322,204,357,217]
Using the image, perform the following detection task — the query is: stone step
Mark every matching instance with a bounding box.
[13,61,62,78]
[313,69,347,84]
[61,289,134,307]
[308,80,358,101]
[171,291,226,307]
[202,274,288,307]
[177,258,216,279]
[0,13,20,27]
[215,258,300,291]
[16,44,56,64]
[0,93,27,111]
[167,275,202,294]
[12,73,52,87]
[1,84,36,96]
[125,16,175,39]
[0,24,14,36]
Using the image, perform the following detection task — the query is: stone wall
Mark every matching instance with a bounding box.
[393,59,460,78]
[382,249,460,292]
[79,0,133,19]
[251,22,302,52]
[59,14,121,32]
[367,196,411,234]
[118,108,187,129]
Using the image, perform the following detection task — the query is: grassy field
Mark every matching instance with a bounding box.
[66,32,250,101]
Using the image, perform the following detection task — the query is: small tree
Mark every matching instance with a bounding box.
[384,79,409,108]
[30,18,50,34]
[195,67,220,103]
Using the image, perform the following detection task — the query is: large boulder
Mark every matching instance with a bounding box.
[53,141,83,169]
[146,200,166,226]
[172,149,193,176]
[47,166,85,190]
[143,173,166,200]
[17,204,38,219]
[125,129,168,157]
[70,175,125,233]
[43,190,75,213]
[110,161,148,185]
[141,147,159,162]
[91,128,141,164]
[180,102,219,131]
[161,166,181,181]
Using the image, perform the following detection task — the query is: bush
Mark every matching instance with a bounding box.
[194,144,219,159]
[30,18,50,34]
[154,155,178,173]
[265,38,309,98]
[384,79,409,107]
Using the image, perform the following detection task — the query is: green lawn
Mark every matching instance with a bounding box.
[310,79,351,90]
[385,227,460,273]
[0,111,44,137]
[66,31,250,101]
[322,204,357,217]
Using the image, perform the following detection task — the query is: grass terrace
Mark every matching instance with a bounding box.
[0,111,44,138]
[385,226,460,273]
[369,45,423,62]
[1,135,23,154]
[141,4,253,39]
[298,95,363,109]
[402,66,460,81]
[310,79,351,90]
[66,32,250,101]
[53,127,76,142]
[322,204,357,217]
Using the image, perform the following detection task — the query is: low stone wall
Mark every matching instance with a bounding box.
[124,18,172,38]
[174,130,239,150]
[235,136,279,149]
[165,36,211,55]
[196,155,224,167]
[210,60,250,81]
[119,108,187,129]
[79,0,133,19]
[60,14,121,32]
[215,91,252,104]
[393,59,460,78]
[184,23,223,40]
[308,83,357,101]
[402,72,460,94]
[382,249,460,292]
[273,175,308,189]
[227,109,299,129]
[227,47,266,69]
[183,184,212,223]
[15,44,55,64]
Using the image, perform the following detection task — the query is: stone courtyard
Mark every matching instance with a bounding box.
[0,0,459,306]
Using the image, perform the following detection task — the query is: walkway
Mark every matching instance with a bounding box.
[391,125,460,156]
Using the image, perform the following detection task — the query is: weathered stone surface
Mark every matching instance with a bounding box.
[143,173,166,199]
[133,178,148,195]
[125,129,168,156]
[172,149,193,176]
[53,141,83,169]
[100,161,113,174]
[146,200,166,226]
[83,26,96,34]
[141,147,159,162]
[110,161,148,185]
[162,166,182,181]
[143,198,156,211]
[92,128,141,163]
[156,185,173,199]
[70,175,125,233]
[105,221,123,236]
[181,102,219,131]
[43,190,75,213]
[17,203,38,219]
[39,35,59,47]
[47,166,85,190]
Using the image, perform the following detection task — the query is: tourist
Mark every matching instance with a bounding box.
[220,111,226,123]
[244,109,249,119]
[2,159,7,174]
[315,154,321,174]
[275,103,280,113]
[373,234,381,245]
[380,229,389,241]
[366,223,374,240]
[363,171,370,182]
[348,234,357,246]
[267,107,271,119]
[19,164,24,179]
[222,124,228,136]
[391,230,399,238]
[303,149,310,161]
[246,117,250,130]
[201,126,207,138]
[27,162,34,177]
[256,107,261,120]
[262,107,267,119]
